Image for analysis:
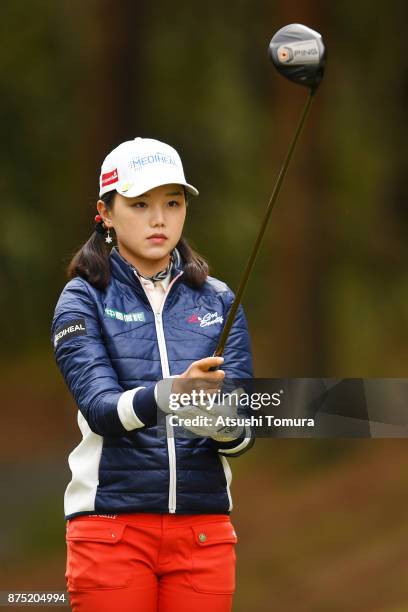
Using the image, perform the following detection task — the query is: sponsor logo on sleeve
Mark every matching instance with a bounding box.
[54,318,87,347]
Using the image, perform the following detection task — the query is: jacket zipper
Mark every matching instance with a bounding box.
[135,270,183,514]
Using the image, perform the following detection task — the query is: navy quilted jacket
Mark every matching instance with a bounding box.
[51,246,254,520]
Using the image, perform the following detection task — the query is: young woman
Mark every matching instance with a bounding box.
[51,137,254,612]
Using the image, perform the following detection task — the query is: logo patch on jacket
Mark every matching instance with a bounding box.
[105,308,146,323]
[54,318,87,347]
[187,311,224,327]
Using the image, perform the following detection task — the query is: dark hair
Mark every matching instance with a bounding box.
[66,188,209,290]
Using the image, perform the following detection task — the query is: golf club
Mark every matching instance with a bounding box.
[209,23,326,369]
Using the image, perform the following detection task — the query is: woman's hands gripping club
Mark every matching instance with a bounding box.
[155,356,244,441]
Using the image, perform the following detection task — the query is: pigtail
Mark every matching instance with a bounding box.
[175,187,209,288]
[176,236,209,288]
[66,191,115,290]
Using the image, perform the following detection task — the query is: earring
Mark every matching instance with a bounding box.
[105,228,113,244]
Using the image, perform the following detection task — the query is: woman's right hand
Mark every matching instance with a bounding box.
[172,356,225,396]
[155,357,225,415]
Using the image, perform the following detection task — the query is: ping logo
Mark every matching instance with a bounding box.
[187,311,224,328]
[54,318,87,347]
[105,308,146,323]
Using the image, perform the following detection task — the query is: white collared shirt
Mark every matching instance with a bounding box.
[137,272,171,313]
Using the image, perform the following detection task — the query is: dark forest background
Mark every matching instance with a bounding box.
[2,2,408,610]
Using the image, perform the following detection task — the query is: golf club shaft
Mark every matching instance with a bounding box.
[213,90,315,359]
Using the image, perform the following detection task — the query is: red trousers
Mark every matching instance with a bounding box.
[65,513,238,612]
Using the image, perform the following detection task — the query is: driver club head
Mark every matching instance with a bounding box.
[268,23,326,92]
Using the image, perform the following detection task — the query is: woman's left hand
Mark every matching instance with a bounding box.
[170,387,245,441]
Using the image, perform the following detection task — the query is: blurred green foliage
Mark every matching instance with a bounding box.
[1,1,407,376]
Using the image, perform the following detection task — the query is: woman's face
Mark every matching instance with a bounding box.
[97,183,187,272]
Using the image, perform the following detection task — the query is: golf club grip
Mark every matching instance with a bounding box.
[207,348,224,371]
